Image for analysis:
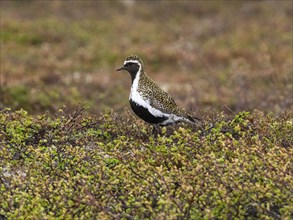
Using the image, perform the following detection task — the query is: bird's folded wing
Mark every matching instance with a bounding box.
[148,88,182,115]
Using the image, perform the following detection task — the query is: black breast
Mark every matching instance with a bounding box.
[129,99,168,124]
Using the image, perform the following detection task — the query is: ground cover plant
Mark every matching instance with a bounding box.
[0,107,292,219]
[0,1,292,219]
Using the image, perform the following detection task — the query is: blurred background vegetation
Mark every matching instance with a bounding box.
[0,0,292,116]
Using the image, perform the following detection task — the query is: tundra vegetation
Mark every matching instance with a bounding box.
[0,1,292,219]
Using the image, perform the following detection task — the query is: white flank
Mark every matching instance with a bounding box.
[129,65,186,125]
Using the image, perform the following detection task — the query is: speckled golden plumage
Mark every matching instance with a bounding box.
[117,55,199,128]
[137,71,193,119]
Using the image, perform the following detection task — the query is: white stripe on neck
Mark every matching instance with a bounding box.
[129,62,141,100]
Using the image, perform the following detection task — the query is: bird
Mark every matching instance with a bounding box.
[117,55,200,135]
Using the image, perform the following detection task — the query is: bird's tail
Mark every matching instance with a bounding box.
[186,114,202,124]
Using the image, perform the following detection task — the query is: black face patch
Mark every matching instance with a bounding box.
[130,99,168,124]
[124,62,140,82]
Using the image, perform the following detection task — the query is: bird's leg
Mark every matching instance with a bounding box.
[152,125,161,137]
[152,125,157,137]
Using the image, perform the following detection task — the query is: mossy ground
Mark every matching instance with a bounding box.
[0,1,292,219]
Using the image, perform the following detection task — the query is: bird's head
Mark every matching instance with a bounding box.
[117,55,144,77]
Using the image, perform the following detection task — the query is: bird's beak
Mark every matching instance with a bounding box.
[116,66,126,71]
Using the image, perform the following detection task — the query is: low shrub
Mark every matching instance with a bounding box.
[0,108,292,219]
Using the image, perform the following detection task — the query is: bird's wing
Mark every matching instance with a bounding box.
[151,90,179,114]
[141,81,182,115]
[140,83,201,124]
[138,75,200,123]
